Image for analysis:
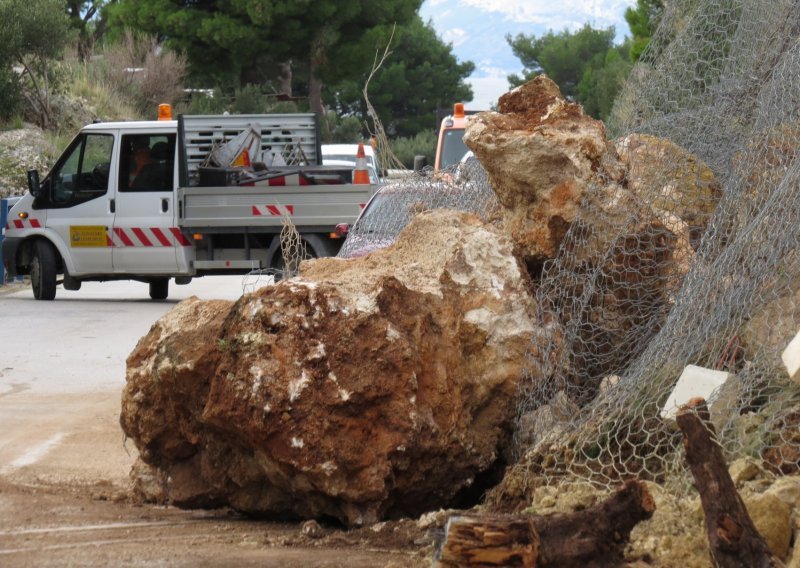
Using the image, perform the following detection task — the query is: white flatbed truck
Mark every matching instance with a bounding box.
[2,110,374,300]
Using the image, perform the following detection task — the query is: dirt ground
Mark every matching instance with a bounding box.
[0,389,434,567]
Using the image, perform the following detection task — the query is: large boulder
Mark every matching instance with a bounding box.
[122,210,535,526]
[466,76,709,394]
[463,75,627,268]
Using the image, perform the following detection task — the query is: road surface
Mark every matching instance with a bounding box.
[0,277,422,566]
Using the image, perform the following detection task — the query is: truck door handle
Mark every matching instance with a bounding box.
[161,198,169,213]
[109,198,115,213]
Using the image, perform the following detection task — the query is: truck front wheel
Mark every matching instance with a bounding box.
[149,278,169,300]
[31,240,58,301]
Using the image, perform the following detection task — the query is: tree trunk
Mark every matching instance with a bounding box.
[308,32,328,126]
[278,61,293,97]
[435,479,655,568]
[676,397,784,568]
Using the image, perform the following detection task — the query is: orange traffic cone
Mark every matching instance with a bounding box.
[353,143,370,184]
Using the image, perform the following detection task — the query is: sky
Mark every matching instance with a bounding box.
[419,0,637,109]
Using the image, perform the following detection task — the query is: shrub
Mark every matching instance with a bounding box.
[95,31,188,118]
[0,68,23,125]
[389,130,436,169]
[321,112,365,144]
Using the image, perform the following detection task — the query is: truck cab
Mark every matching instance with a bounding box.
[4,120,186,300]
[434,103,483,172]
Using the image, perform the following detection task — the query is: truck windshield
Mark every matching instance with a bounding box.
[440,129,468,169]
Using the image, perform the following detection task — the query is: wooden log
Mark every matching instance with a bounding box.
[435,514,539,567]
[533,479,655,567]
[676,397,784,568]
[435,479,655,567]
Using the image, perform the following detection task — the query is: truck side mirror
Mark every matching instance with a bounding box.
[27,170,41,198]
[413,155,427,172]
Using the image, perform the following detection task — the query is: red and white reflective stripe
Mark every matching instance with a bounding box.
[109,227,192,247]
[251,205,295,217]
[10,218,42,229]
[258,174,311,187]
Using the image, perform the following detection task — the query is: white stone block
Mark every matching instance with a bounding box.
[781,329,800,385]
[661,365,733,420]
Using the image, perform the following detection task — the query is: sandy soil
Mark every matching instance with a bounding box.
[0,390,432,567]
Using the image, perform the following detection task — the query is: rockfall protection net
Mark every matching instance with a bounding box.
[511,0,800,491]
[335,0,800,495]
[337,157,499,259]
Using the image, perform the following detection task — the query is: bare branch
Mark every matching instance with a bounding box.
[362,24,407,173]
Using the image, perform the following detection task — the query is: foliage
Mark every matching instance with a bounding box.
[326,15,474,138]
[0,0,75,129]
[0,67,23,124]
[108,1,420,105]
[508,24,616,99]
[321,111,364,144]
[508,24,632,121]
[67,1,115,59]
[625,0,666,62]
[108,0,278,87]
[64,50,138,121]
[388,129,436,169]
[85,31,188,118]
[107,0,475,138]
[577,47,633,121]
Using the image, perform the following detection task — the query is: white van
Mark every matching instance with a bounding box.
[321,144,380,178]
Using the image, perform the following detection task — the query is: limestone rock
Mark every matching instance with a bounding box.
[464,75,703,392]
[464,75,625,265]
[765,476,800,511]
[728,457,763,486]
[122,210,535,526]
[742,493,792,559]
[615,133,721,251]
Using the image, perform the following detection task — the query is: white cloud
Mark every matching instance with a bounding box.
[460,0,635,30]
[442,27,469,47]
[476,62,512,79]
[466,77,512,109]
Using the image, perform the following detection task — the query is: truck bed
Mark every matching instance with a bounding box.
[177,183,371,231]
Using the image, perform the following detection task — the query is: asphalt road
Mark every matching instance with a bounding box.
[0,275,257,482]
[0,275,258,394]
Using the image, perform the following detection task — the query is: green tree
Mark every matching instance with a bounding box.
[326,15,474,137]
[508,24,616,99]
[577,46,632,121]
[301,1,420,122]
[67,1,116,60]
[108,1,281,87]
[508,24,634,121]
[624,0,665,62]
[0,0,75,128]
[109,0,421,122]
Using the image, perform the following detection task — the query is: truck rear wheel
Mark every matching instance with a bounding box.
[149,278,169,300]
[31,240,57,301]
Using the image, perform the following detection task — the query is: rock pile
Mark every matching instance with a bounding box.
[123,210,534,526]
[466,76,720,399]
[122,75,724,531]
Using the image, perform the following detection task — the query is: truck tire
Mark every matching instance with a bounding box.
[149,278,169,300]
[31,240,58,301]
[269,235,336,278]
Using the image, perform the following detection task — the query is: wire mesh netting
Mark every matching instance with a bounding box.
[337,157,499,259]
[336,0,800,496]
[509,0,800,492]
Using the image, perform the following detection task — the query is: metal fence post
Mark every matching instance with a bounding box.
[0,198,7,286]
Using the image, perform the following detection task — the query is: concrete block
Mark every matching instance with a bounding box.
[781,329,800,385]
[661,365,733,420]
